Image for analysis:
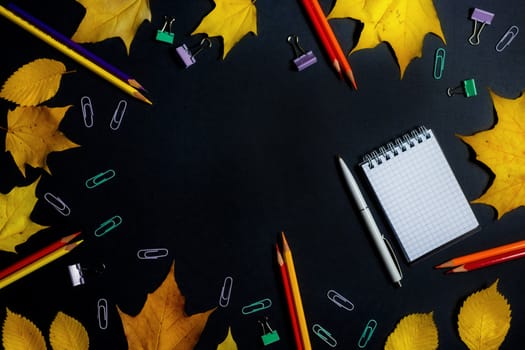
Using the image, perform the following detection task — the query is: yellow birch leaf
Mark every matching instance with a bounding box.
[5,105,80,177]
[327,0,446,78]
[217,327,238,350]
[2,308,46,350]
[458,280,511,350]
[0,178,49,253]
[71,0,151,55]
[192,0,257,59]
[49,312,89,350]
[0,59,67,106]
[385,312,438,350]
[117,260,216,350]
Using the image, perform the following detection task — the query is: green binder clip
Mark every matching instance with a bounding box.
[156,16,175,44]
[259,318,280,346]
[447,78,477,97]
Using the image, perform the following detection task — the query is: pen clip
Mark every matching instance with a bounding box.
[383,236,403,280]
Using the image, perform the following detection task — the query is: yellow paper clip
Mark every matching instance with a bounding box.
[94,215,122,237]
[219,276,233,307]
[496,25,519,52]
[44,192,71,216]
[327,289,354,311]
[97,298,108,330]
[85,169,116,189]
[241,298,272,314]
[137,248,169,260]
[312,324,337,347]
[358,319,377,348]
[110,99,127,130]
[81,96,94,128]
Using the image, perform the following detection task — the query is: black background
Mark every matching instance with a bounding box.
[1,0,525,349]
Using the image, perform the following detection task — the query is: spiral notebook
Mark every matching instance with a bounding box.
[359,126,479,262]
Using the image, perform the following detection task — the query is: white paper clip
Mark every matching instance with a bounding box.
[137,248,169,260]
[287,34,317,71]
[241,298,272,314]
[43,192,71,216]
[219,276,233,307]
[94,215,122,237]
[80,96,94,128]
[496,25,519,52]
[85,169,116,189]
[312,324,337,348]
[110,100,127,130]
[327,289,354,311]
[358,319,377,348]
[97,298,108,330]
[468,8,495,45]
[175,38,212,68]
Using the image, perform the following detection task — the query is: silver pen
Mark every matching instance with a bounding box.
[337,155,403,287]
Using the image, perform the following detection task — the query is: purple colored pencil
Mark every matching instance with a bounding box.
[7,3,146,92]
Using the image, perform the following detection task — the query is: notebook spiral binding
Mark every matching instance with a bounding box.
[363,126,432,169]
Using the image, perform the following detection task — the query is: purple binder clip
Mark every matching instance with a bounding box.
[287,35,317,71]
[468,8,494,45]
[175,38,212,68]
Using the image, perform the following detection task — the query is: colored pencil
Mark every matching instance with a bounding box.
[0,5,152,105]
[435,238,525,269]
[281,232,312,350]
[0,232,81,280]
[0,240,84,289]
[276,244,304,350]
[447,247,525,273]
[6,3,147,93]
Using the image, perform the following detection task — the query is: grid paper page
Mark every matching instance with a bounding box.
[360,129,479,262]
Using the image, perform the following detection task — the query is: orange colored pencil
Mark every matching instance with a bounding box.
[447,247,525,273]
[276,244,304,350]
[0,232,81,280]
[435,238,525,269]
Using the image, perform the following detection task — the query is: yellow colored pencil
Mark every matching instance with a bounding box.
[0,5,152,105]
[281,232,312,350]
[0,240,83,289]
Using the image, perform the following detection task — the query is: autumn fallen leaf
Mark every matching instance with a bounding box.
[385,312,438,350]
[117,261,216,350]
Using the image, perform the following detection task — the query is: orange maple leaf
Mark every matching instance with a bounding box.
[458,89,525,219]
[117,261,215,350]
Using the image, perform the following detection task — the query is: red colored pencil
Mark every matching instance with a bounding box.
[0,232,81,280]
[447,246,525,273]
[276,244,304,350]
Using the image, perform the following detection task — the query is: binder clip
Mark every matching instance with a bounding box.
[67,263,106,287]
[175,38,212,68]
[496,25,519,52]
[259,318,280,346]
[447,78,477,98]
[156,16,175,44]
[468,8,494,45]
[287,34,317,71]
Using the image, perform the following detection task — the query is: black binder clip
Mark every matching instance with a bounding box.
[259,317,280,346]
[175,38,212,68]
[287,34,317,71]
[156,16,175,44]
[67,263,106,286]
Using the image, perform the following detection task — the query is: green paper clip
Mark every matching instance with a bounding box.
[312,324,337,348]
[95,215,122,237]
[447,78,477,98]
[241,298,272,314]
[433,48,445,79]
[156,16,175,44]
[358,319,377,348]
[85,169,116,189]
[259,318,280,346]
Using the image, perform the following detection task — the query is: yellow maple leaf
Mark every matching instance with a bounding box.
[4,105,80,177]
[49,312,89,350]
[327,0,446,78]
[458,280,511,350]
[0,59,67,107]
[192,0,257,59]
[0,178,48,253]
[385,312,438,350]
[2,308,46,350]
[71,0,151,55]
[217,327,238,350]
[458,90,525,219]
[117,261,216,350]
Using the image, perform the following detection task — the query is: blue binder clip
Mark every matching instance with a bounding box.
[287,34,317,71]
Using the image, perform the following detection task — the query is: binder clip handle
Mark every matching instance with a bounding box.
[287,34,306,58]
[468,8,494,45]
[156,16,175,44]
[287,34,317,71]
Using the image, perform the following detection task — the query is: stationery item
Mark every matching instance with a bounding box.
[326,289,354,311]
[276,244,303,350]
[0,232,80,280]
[67,262,106,286]
[312,324,337,348]
[359,126,479,262]
[447,247,525,273]
[287,35,317,71]
[0,4,152,104]
[468,8,494,45]
[298,0,357,88]
[218,276,233,307]
[175,38,212,68]
[281,232,312,350]
[0,240,83,289]
[136,248,169,260]
[358,319,377,348]
[80,96,94,128]
[85,169,116,189]
[156,16,175,44]
[97,298,109,330]
[338,156,403,286]
[447,78,477,97]
[435,238,525,268]
[110,99,127,131]
[496,25,519,52]
[6,3,147,93]
[259,318,280,345]
[241,298,272,314]
[433,48,445,80]
[94,215,123,237]
[43,192,71,216]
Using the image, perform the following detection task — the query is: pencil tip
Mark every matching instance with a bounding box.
[434,261,452,269]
